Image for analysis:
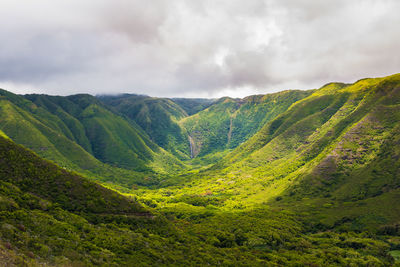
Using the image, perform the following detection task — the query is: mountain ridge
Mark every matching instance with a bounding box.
[1,73,400,265]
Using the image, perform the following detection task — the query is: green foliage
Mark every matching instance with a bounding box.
[1,133,393,265]
[0,135,145,215]
[2,73,400,265]
[99,94,192,159]
[180,90,312,159]
[0,92,185,187]
[160,73,400,233]
[99,91,311,162]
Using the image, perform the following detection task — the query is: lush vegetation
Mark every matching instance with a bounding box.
[0,91,185,188]
[99,91,311,163]
[99,94,191,160]
[180,90,312,160]
[1,73,400,265]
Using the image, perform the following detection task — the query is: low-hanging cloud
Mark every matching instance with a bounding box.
[0,0,399,98]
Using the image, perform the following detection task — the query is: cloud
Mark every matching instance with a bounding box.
[0,0,399,98]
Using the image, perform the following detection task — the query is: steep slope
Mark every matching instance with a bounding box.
[157,74,400,232]
[180,90,312,160]
[0,133,146,215]
[0,91,184,187]
[0,90,101,171]
[2,74,400,265]
[99,94,191,159]
[26,94,173,171]
[100,92,311,162]
[0,134,394,265]
[0,134,198,265]
[99,91,311,163]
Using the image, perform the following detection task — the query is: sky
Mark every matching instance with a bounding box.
[0,0,399,98]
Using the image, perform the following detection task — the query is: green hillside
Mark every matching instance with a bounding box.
[0,91,185,187]
[99,94,191,159]
[0,133,146,215]
[180,90,312,162]
[1,73,400,265]
[99,91,311,163]
[148,74,400,233]
[0,134,396,265]
[0,134,165,265]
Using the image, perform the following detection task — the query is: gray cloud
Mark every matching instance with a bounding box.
[0,0,399,98]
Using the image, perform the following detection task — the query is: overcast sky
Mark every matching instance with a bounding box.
[0,0,399,98]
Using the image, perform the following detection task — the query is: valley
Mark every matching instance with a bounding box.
[1,73,400,265]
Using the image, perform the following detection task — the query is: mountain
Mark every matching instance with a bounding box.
[0,91,185,187]
[100,91,312,164]
[160,73,400,232]
[0,132,394,265]
[98,94,191,159]
[180,90,312,162]
[0,133,163,265]
[1,73,400,265]
[0,131,146,215]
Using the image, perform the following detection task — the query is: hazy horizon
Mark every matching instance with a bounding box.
[3,72,398,100]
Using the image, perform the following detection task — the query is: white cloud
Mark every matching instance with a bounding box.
[0,0,399,98]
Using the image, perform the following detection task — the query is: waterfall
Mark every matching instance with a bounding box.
[188,135,194,158]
